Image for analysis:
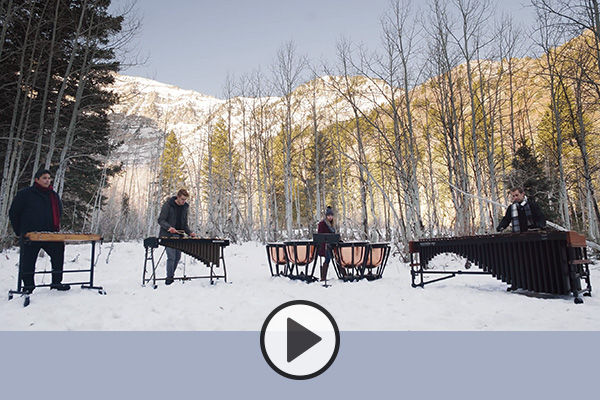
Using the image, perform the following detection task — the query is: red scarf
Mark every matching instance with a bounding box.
[34,183,61,231]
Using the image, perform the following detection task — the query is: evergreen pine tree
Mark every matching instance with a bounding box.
[0,0,126,234]
[507,140,559,221]
[159,131,187,199]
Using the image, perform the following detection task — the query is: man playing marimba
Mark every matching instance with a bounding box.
[158,188,196,285]
[497,187,546,233]
[8,169,70,293]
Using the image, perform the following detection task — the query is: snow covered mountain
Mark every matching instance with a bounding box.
[108,73,390,166]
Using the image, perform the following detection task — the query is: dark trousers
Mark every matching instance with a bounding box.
[19,241,65,290]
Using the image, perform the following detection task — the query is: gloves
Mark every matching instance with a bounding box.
[496,226,503,232]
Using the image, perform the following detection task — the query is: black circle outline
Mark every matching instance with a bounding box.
[260,300,340,380]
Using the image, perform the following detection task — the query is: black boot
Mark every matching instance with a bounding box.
[50,283,71,291]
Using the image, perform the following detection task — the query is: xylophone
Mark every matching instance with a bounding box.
[409,231,592,303]
[8,231,105,307]
[142,236,230,287]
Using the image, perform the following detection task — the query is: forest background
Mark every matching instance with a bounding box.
[1,0,600,258]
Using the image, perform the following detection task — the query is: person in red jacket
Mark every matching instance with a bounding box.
[317,206,336,281]
[9,169,70,293]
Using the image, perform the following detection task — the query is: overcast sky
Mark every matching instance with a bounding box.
[110,0,535,98]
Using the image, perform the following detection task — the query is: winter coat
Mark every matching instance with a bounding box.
[158,196,191,237]
[9,185,63,236]
[497,199,546,232]
[317,219,335,256]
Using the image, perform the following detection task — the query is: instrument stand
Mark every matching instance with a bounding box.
[8,236,105,307]
[143,237,229,287]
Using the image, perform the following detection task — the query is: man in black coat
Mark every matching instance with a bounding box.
[157,188,196,285]
[496,187,546,233]
[9,169,70,293]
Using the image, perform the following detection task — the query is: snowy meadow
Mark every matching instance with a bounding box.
[0,240,599,331]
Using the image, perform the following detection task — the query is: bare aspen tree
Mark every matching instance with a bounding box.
[235,73,254,241]
[449,0,494,232]
[272,41,307,239]
[534,5,572,228]
[378,0,424,241]
[306,69,323,224]
[425,0,472,234]
[320,38,372,238]
[45,0,89,171]
[248,67,273,242]
[531,0,600,237]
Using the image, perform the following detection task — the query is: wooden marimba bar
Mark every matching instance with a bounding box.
[409,231,592,303]
[142,236,230,287]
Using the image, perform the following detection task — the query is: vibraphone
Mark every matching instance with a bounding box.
[143,237,230,287]
[409,231,592,303]
[8,232,105,307]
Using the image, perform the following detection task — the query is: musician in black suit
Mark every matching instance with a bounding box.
[158,188,196,285]
[8,169,70,293]
[496,187,546,233]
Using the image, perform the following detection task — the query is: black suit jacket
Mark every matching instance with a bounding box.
[497,200,546,232]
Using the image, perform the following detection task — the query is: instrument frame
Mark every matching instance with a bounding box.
[409,231,592,304]
[142,236,230,288]
[8,232,105,307]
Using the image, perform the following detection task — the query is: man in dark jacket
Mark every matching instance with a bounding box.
[158,188,196,285]
[9,169,70,293]
[496,187,546,233]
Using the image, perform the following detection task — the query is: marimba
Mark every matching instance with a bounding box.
[8,232,105,307]
[409,231,592,303]
[142,237,230,287]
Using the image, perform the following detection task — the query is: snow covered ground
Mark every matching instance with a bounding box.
[1,240,599,331]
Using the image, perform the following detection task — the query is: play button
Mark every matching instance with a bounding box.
[287,318,322,362]
[260,300,340,380]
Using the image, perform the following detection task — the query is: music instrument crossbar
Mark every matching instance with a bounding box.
[142,236,230,287]
[409,231,592,303]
